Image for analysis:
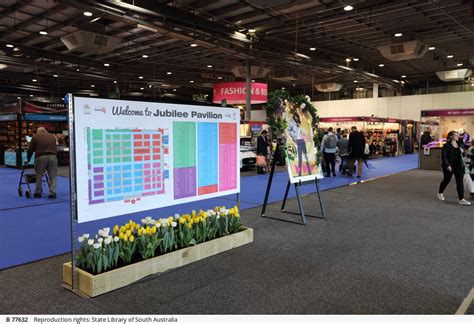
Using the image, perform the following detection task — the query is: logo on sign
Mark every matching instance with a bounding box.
[94,107,107,113]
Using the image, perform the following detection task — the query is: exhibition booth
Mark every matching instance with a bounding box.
[419,109,474,170]
[319,117,416,157]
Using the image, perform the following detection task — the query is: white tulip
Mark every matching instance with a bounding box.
[216,215,220,220]
[104,237,112,245]
[78,236,85,243]
[174,214,180,220]
[98,238,103,243]
[93,243,101,249]
[83,234,90,239]
[224,210,229,216]
[171,221,177,227]
[141,218,146,224]
[155,223,161,228]
[87,239,94,246]
[113,236,119,242]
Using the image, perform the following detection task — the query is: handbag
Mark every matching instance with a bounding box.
[463,173,474,193]
[256,155,267,167]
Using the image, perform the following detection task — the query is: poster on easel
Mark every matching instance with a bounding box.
[71,96,240,223]
[283,101,323,184]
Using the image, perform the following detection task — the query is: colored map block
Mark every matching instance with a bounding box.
[174,167,196,199]
[173,122,196,168]
[219,123,237,191]
[198,122,218,195]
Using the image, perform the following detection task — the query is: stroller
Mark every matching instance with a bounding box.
[18,162,50,199]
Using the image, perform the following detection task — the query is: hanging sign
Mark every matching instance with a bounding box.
[213,82,268,104]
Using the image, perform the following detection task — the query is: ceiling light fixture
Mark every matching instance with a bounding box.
[77,68,80,72]
[248,28,256,33]
[344,5,353,11]
[378,63,385,67]
[173,89,177,92]
[140,87,144,90]
[428,46,435,51]
[104,63,110,67]
[189,80,194,83]
[138,76,143,79]
[6,44,14,48]
[190,43,197,47]
[142,54,148,58]
[401,81,405,85]
[447,55,454,59]
[91,84,95,88]
[251,80,255,82]
[353,80,358,83]
[30,94,34,97]
[394,33,403,37]
[207,64,213,68]
[113,80,117,84]
[457,63,463,67]
[83,11,93,17]
[281,87,286,90]
[39,30,48,35]
[217,76,223,79]
[32,79,37,82]
[309,47,316,51]
[53,74,58,78]
[345,58,351,63]
[401,75,406,78]
[167,71,172,75]
[353,58,359,61]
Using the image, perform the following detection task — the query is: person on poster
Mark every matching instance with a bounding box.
[26,127,58,199]
[288,112,311,177]
[257,130,268,174]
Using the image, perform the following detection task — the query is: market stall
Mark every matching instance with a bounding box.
[319,117,416,157]
[419,109,474,170]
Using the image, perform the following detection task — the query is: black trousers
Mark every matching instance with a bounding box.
[323,152,336,175]
[439,167,464,200]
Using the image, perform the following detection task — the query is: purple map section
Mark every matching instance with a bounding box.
[173,167,196,199]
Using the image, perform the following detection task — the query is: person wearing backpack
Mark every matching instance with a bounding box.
[321,127,338,177]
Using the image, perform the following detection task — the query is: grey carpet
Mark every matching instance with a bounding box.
[0,169,472,314]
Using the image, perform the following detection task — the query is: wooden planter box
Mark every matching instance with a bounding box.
[63,227,253,297]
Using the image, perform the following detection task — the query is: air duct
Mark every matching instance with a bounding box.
[60,30,121,55]
[315,83,343,92]
[377,40,428,61]
[231,65,271,78]
[435,69,472,82]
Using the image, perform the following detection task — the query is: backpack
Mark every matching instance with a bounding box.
[325,134,337,149]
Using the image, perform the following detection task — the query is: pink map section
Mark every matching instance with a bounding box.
[219,123,237,191]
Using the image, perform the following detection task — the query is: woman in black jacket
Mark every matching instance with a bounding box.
[438,131,471,205]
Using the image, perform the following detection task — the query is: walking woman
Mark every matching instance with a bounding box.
[438,131,471,205]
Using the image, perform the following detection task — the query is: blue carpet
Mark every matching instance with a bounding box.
[0,154,418,269]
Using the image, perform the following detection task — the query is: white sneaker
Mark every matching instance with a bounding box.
[458,199,471,206]
[437,193,445,201]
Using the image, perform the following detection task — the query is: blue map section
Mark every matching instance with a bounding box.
[197,122,218,187]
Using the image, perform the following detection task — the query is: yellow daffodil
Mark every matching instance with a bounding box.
[187,223,192,229]
[113,225,119,235]
[125,223,130,230]
[189,219,194,225]
[119,232,124,240]
[179,217,186,224]
[137,228,143,236]
[151,226,156,234]
[136,224,141,230]
[120,226,126,233]
[167,216,173,225]
[129,235,135,242]
[124,234,128,242]
[192,210,196,217]
[126,230,131,237]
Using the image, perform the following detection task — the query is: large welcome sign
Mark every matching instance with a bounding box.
[71,96,240,223]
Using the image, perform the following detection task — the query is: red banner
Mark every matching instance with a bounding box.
[213,82,267,104]
[421,109,474,117]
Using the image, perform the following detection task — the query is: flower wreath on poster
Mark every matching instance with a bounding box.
[266,90,323,183]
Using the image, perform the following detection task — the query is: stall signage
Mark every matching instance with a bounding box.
[424,146,431,156]
[0,114,17,121]
[24,114,68,121]
[421,109,474,117]
[320,117,364,122]
[213,82,268,104]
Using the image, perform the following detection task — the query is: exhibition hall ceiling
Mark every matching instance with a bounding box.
[0,0,473,102]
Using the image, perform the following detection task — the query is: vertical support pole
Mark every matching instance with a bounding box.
[315,178,326,219]
[245,60,252,122]
[373,83,379,98]
[67,94,78,291]
[16,112,22,168]
[236,193,240,207]
[294,183,307,224]
[261,142,279,216]
[280,181,291,211]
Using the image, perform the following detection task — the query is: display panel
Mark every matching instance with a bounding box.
[72,97,240,223]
